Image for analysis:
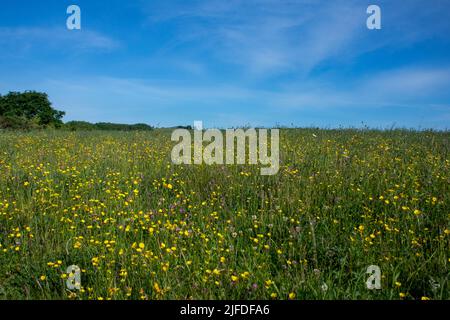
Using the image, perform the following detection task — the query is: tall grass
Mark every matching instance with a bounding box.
[0,129,448,299]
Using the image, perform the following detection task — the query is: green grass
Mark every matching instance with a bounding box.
[0,128,448,300]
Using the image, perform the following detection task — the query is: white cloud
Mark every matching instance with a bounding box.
[142,0,364,75]
[0,26,120,56]
[361,68,450,98]
[140,0,450,79]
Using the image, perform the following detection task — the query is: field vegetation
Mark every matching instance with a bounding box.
[0,129,448,300]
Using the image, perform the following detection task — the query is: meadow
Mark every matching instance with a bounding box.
[0,129,448,300]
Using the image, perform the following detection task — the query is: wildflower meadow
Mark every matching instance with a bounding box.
[0,128,448,300]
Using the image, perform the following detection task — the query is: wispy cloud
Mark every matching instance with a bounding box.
[273,67,450,110]
[0,26,120,57]
[360,68,450,102]
[141,0,450,77]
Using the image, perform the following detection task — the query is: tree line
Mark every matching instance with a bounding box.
[65,121,153,131]
[0,91,153,131]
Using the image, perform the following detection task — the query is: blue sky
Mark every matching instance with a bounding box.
[0,0,449,129]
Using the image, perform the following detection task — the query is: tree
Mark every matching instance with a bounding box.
[0,91,65,128]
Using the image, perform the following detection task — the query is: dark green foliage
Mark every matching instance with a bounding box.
[0,91,65,129]
[65,121,154,131]
[0,115,36,130]
[175,125,193,130]
[64,121,96,131]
